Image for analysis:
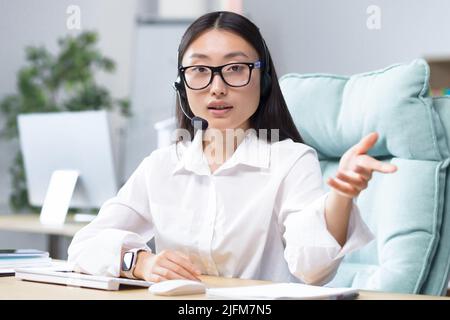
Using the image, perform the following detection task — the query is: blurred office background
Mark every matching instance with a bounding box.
[0,0,449,258]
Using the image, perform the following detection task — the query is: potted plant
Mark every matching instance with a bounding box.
[0,31,130,212]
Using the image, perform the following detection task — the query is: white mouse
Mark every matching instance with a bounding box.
[149,279,206,296]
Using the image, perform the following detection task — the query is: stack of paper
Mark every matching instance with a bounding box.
[207,283,359,300]
[0,249,52,275]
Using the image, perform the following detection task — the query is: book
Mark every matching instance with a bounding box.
[0,249,52,275]
[206,283,359,300]
[0,249,49,259]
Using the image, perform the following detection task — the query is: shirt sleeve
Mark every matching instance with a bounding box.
[276,147,375,286]
[67,157,155,277]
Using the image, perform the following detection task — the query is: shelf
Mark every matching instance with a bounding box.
[425,56,450,96]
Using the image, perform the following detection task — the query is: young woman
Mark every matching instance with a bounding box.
[68,11,397,285]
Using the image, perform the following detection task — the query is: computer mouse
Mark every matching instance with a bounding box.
[148,279,206,296]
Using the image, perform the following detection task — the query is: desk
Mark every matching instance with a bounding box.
[1,216,449,299]
[0,214,88,258]
[0,275,448,300]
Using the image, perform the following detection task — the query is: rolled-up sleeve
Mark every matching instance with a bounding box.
[67,157,155,277]
[277,148,374,285]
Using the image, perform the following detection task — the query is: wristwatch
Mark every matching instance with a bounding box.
[121,248,148,279]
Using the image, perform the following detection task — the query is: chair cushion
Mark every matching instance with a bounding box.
[279,60,450,294]
[279,59,449,161]
[320,158,449,294]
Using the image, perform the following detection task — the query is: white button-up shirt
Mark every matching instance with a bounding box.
[68,130,374,285]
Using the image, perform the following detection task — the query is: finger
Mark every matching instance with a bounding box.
[355,132,378,155]
[353,165,372,180]
[159,250,200,276]
[357,155,397,173]
[153,265,188,280]
[147,273,167,283]
[168,251,202,276]
[328,177,359,198]
[159,258,200,281]
[176,252,202,276]
[335,170,368,191]
[175,251,192,262]
[327,177,359,198]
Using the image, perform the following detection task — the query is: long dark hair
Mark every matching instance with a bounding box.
[176,11,303,143]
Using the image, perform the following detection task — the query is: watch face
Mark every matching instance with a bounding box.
[122,252,134,271]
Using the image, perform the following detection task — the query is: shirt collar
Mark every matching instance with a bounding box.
[172,129,271,176]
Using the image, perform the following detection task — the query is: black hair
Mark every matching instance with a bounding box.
[175,11,303,143]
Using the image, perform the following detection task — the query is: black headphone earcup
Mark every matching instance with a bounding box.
[174,80,187,99]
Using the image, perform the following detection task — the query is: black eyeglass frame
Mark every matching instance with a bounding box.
[179,61,262,90]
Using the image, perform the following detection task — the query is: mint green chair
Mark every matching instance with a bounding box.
[279,59,450,295]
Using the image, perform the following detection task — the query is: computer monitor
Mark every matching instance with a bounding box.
[17,110,119,224]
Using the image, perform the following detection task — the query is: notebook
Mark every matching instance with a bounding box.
[0,249,52,275]
[15,266,154,291]
[206,283,359,300]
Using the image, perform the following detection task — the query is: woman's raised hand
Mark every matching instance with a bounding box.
[327,132,397,199]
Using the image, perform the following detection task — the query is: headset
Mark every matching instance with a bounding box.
[259,38,273,100]
[173,34,272,131]
[173,78,208,130]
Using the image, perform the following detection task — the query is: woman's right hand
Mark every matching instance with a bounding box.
[133,250,202,282]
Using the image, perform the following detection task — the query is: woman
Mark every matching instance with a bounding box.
[68,11,397,285]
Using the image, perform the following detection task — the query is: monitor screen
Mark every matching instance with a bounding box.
[17,110,119,209]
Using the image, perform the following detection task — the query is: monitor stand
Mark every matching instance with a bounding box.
[40,170,79,226]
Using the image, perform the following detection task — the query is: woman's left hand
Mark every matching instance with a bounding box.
[327,132,398,199]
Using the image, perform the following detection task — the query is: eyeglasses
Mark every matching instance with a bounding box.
[179,61,262,90]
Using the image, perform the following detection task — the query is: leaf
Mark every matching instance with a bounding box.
[117,98,132,117]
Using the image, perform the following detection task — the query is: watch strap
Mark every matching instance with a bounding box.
[122,248,149,279]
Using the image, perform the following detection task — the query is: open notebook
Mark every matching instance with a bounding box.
[15,266,154,291]
[207,283,359,300]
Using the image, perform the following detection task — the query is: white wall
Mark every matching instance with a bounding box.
[244,0,450,76]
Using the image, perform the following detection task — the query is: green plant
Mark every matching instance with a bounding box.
[0,31,131,212]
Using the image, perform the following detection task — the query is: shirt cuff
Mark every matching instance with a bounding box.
[283,192,374,283]
[69,229,151,277]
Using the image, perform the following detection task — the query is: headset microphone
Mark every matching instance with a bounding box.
[172,82,209,131]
